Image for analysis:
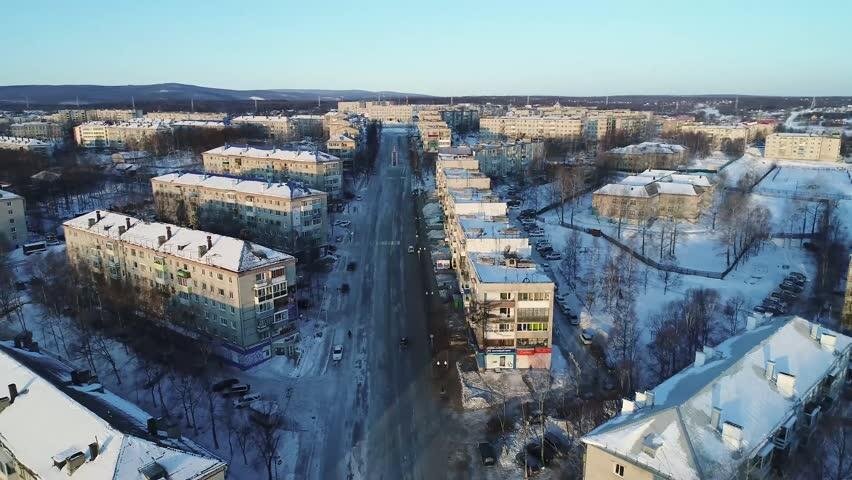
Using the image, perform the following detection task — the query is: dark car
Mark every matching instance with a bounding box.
[478,442,497,466]
[222,384,251,397]
[543,432,570,457]
[212,378,239,392]
[515,451,542,475]
[526,441,556,466]
[346,261,357,271]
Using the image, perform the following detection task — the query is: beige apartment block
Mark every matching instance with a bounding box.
[10,121,64,140]
[605,142,687,171]
[290,115,324,138]
[592,170,712,222]
[481,116,584,140]
[765,133,841,162]
[418,120,452,152]
[582,315,851,480]
[73,120,170,148]
[472,140,545,176]
[436,147,479,169]
[0,135,55,155]
[436,167,491,200]
[326,133,357,157]
[152,173,328,255]
[45,109,88,124]
[679,123,751,147]
[144,111,228,122]
[443,188,507,223]
[231,115,293,139]
[465,251,554,369]
[202,145,342,197]
[584,110,654,141]
[366,102,415,122]
[0,189,26,249]
[63,210,297,368]
[84,108,142,122]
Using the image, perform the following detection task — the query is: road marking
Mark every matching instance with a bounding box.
[377,240,400,246]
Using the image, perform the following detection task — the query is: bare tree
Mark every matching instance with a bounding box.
[722,294,747,337]
[251,404,286,480]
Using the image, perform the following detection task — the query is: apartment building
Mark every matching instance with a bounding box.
[151,173,327,256]
[436,167,491,198]
[45,108,88,124]
[605,142,688,171]
[231,115,292,139]
[582,315,851,480]
[202,145,342,197]
[592,169,713,221]
[844,255,852,332]
[290,115,324,138]
[441,107,480,132]
[144,111,228,122]
[584,110,654,142]
[480,116,583,140]
[10,121,64,140]
[0,189,26,249]
[466,251,554,369]
[437,146,476,163]
[336,101,415,123]
[0,135,55,155]
[679,123,751,147]
[418,120,452,152]
[765,133,841,162]
[0,347,227,480]
[63,211,297,368]
[443,188,507,221]
[326,133,357,158]
[85,108,142,122]
[448,214,526,271]
[172,120,228,130]
[472,140,545,176]
[73,120,170,148]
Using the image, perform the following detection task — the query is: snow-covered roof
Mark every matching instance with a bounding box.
[0,136,52,147]
[437,146,474,157]
[594,183,653,197]
[152,172,324,200]
[467,252,551,284]
[583,316,851,480]
[620,175,656,186]
[0,345,226,480]
[63,211,294,273]
[655,182,698,196]
[609,142,686,156]
[203,145,340,163]
[172,120,227,128]
[231,115,289,123]
[441,168,489,180]
[768,132,841,138]
[0,188,23,200]
[459,216,524,239]
[448,188,503,203]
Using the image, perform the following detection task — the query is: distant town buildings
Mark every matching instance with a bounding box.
[143,111,228,122]
[63,210,297,368]
[479,106,654,144]
[326,133,358,158]
[471,140,545,176]
[9,121,64,140]
[0,346,228,480]
[592,169,713,222]
[0,135,55,155]
[73,120,171,148]
[677,121,775,147]
[231,115,292,139]
[765,133,842,162]
[202,145,342,197]
[151,173,328,257]
[480,115,584,140]
[0,189,26,249]
[582,315,851,480]
[604,142,688,171]
[84,108,143,122]
[417,120,452,152]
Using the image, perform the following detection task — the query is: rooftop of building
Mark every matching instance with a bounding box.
[437,146,474,157]
[172,120,227,128]
[441,168,490,179]
[0,344,226,480]
[468,251,551,284]
[63,211,294,273]
[459,216,525,239]
[231,115,289,122]
[768,132,842,138]
[0,135,53,146]
[609,142,686,156]
[10,120,59,126]
[0,188,23,200]
[448,188,504,204]
[203,144,340,163]
[582,315,851,480]
[152,172,324,199]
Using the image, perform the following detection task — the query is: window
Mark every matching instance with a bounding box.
[614,463,625,477]
[499,292,511,300]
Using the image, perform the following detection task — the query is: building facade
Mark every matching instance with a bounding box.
[231,115,292,140]
[480,116,584,140]
[472,140,545,176]
[582,315,851,480]
[73,121,170,148]
[63,211,297,368]
[0,136,54,155]
[84,108,142,122]
[143,111,228,122]
[604,142,688,171]
[202,145,342,197]
[0,189,26,249]
[10,121,64,140]
[765,133,841,162]
[151,173,328,256]
[592,170,713,222]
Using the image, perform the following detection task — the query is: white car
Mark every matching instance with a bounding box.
[335,220,351,228]
[408,245,415,254]
[544,251,562,260]
[555,293,569,304]
[520,217,536,225]
[579,329,594,345]
[528,229,545,237]
[233,393,261,408]
[332,344,343,361]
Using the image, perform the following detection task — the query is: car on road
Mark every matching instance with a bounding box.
[519,209,536,217]
[579,329,594,345]
[332,344,343,361]
[212,378,239,392]
[544,251,561,260]
[335,220,352,228]
[408,245,415,253]
[528,228,545,237]
[520,217,536,225]
[346,261,357,271]
[780,281,803,293]
[478,442,497,466]
[753,305,768,314]
[222,384,251,397]
[507,199,521,207]
[555,293,569,303]
[788,272,806,282]
[233,393,261,408]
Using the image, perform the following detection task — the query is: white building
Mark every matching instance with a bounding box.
[0,136,55,155]
[0,189,26,249]
[582,315,851,480]
[231,115,292,139]
[0,346,227,480]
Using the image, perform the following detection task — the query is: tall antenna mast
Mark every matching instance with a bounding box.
[191,97,195,112]
[254,98,258,113]
[25,96,29,109]
[734,96,738,113]
[76,96,80,108]
[810,96,816,109]
[131,96,136,110]
[317,95,321,108]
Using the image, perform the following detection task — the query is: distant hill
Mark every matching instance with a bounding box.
[0,83,431,106]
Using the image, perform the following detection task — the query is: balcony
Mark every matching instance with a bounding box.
[176,269,191,279]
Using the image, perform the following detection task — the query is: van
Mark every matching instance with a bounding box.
[233,393,261,408]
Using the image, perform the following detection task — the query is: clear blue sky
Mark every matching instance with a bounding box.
[2,0,850,96]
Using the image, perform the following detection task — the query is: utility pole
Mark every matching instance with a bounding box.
[25,96,29,109]
[734,96,739,113]
[131,96,136,110]
[254,98,258,113]
[317,95,321,108]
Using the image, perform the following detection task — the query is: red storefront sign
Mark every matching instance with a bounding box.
[516,348,535,356]
[534,347,552,354]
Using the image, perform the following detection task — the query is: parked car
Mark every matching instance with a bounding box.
[780,281,803,293]
[788,272,806,282]
[558,301,572,315]
[233,393,261,408]
[555,293,570,304]
[346,261,357,271]
[535,240,551,248]
[223,384,251,397]
[529,229,545,237]
[332,344,343,361]
[212,378,239,392]
[408,245,415,253]
[567,312,580,325]
[544,251,562,260]
[753,305,768,314]
[519,209,536,217]
[479,442,497,466]
[536,244,552,254]
[579,329,594,345]
[520,217,536,225]
[334,220,352,228]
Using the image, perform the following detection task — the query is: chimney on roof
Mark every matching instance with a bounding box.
[621,398,636,414]
[746,316,758,331]
[820,333,837,353]
[88,441,99,461]
[166,226,172,239]
[147,417,159,437]
[694,350,706,368]
[95,210,102,221]
[118,225,126,235]
[8,384,17,404]
[88,218,96,228]
[777,372,796,397]
[125,217,131,230]
[198,245,207,257]
[710,407,722,431]
[765,360,776,382]
[810,323,821,341]
[0,396,10,414]
[66,451,86,475]
[635,391,647,408]
[157,235,166,246]
[207,235,212,249]
[645,391,655,407]
[721,421,743,450]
